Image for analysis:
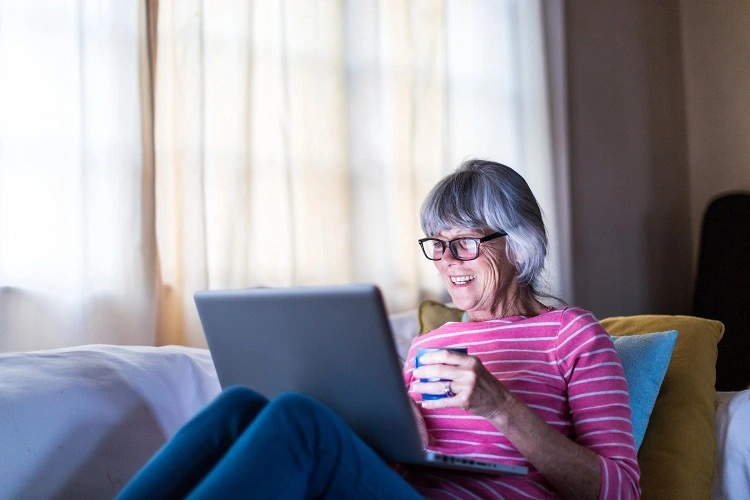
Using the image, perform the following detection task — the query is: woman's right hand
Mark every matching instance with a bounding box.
[413,349,513,421]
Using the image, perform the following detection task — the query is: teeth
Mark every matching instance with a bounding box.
[450,275,476,285]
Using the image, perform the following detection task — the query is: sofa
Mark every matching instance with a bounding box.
[1,305,748,499]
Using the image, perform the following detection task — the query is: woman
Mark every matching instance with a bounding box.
[118,159,639,499]
[401,159,639,498]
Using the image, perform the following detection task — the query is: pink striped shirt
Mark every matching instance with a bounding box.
[399,307,641,499]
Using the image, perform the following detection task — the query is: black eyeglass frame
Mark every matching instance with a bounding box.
[418,231,507,261]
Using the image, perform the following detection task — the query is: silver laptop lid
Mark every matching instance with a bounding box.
[194,284,426,463]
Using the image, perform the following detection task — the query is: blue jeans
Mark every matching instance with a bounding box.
[117,386,422,499]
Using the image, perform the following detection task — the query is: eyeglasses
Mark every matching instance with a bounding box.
[418,231,507,261]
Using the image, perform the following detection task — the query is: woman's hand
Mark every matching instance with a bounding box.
[412,349,513,420]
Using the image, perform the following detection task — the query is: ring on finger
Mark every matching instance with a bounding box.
[443,380,454,398]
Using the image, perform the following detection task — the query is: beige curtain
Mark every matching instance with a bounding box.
[0,0,564,351]
[154,0,561,348]
[0,1,158,352]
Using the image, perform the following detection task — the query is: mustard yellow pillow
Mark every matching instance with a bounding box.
[418,300,464,335]
[600,315,724,500]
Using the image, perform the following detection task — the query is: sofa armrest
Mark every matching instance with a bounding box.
[0,344,221,499]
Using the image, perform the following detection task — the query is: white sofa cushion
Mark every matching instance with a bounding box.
[0,344,220,499]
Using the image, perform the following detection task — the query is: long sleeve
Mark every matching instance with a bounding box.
[555,308,641,499]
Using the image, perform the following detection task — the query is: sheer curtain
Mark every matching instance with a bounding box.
[154,0,563,347]
[0,1,157,352]
[0,0,566,351]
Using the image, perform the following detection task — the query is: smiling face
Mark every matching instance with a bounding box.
[433,227,520,321]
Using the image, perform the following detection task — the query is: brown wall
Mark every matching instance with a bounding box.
[564,0,750,318]
[681,0,750,255]
[565,1,693,318]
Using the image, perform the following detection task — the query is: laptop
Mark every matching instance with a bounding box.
[194,284,528,476]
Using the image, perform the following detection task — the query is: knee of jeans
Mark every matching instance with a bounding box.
[270,392,333,427]
[217,385,266,411]
[266,393,347,456]
[274,392,319,412]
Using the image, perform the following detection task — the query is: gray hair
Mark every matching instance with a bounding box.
[420,159,548,290]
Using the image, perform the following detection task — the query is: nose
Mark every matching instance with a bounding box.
[441,243,462,263]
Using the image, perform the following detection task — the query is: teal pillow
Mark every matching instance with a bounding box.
[611,330,678,450]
